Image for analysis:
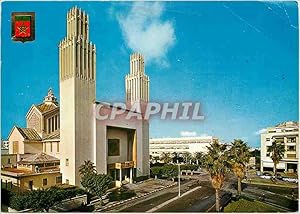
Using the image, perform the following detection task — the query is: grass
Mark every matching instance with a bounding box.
[243,177,297,188]
[224,199,282,212]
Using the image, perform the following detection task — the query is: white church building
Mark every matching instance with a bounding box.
[59,7,150,186]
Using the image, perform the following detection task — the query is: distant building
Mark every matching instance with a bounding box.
[149,136,218,159]
[1,153,61,192]
[260,121,299,173]
[1,140,9,154]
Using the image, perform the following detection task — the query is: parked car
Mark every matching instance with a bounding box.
[275,173,283,180]
[263,172,272,176]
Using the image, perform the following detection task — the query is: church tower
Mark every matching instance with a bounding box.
[125,53,150,109]
[59,7,96,185]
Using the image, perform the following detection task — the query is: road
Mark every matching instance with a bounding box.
[117,175,234,212]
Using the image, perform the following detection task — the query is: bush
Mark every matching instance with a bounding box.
[108,186,136,202]
[151,166,162,178]
[9,186,87,211]
[133,175,149,182]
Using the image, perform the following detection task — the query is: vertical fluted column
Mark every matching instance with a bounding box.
[85,42,88,78]
[59,42,62,80]
[93,45,96,80]
[63,40,66,79]
[73,37,76,73]
[80,40,84,77]
[77,39,80,76]
[89,44,92,79]
[86,15,89,40]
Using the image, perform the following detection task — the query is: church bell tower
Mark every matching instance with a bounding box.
[125,53,149,113]
[59,7,96,186]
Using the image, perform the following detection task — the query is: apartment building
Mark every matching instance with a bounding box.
[260,121,299,173]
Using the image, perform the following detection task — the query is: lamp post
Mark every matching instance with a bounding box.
[178,164,181,197]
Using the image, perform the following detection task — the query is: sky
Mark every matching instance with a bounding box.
[1,1,299,148]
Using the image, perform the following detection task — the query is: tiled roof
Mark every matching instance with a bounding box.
[44,131,60,140]
[18,152,59,164]
[35,103,58,114]
[16,127,42,141]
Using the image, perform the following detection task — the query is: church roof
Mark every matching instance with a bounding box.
[44,131,60,140]
[18,152,59,165]
[35,102,58,114]
[15,127,42,141]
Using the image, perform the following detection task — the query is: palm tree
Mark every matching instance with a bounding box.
[160,152,173,164]
[194,152,204,165]
[229,139,250,196]
[172,152,180,163]
[267,139,285,176]
[182,152,192,164]
[79,160,96,177]
[203,142,230,212]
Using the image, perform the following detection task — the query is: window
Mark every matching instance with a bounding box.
[55,115,57,130]
[43,143,47,152]
[108,139,120,156]
[66,159,69,166]
[287,154,296,159]
[56,176,62,184]
[48,118,51,133]
[266,138,270,141]
[8,158,11,164]
[66,179,69,185]
[29,180,33,190]
[43,178,47,186]
[57,142,59,152]
[13,141,19,154]
[287,146,296,151]
[287,137,296,143]
[50,142,53,152]
[51,117,54,132]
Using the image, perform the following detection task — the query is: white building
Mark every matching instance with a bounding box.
[150,136,218,158]
[260,121,299,173]
[59,7,150,186]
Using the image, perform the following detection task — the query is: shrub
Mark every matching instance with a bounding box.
[133,175,149,182]
[108,186,136,202]
[9,186,87,211]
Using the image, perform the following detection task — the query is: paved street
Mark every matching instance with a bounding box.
[114,174,234,212]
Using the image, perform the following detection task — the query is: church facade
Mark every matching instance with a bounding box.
[59,7,150,186]
[2,6,150,189]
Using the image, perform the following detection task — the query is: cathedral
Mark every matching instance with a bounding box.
[3,6,150,189]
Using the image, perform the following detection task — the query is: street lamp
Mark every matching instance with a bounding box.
[178,164,181,197]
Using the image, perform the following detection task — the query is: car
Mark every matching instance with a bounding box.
[275,174,283,180]
[263,172,272,176]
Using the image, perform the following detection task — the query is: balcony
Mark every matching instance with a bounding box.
[108,161,134,169]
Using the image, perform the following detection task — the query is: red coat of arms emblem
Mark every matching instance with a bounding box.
[11,12,35,42]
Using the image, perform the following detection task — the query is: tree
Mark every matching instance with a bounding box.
[182,152,192,164]
[229,139,250,196]
[9,187,85,212]
[79,161,113,206]
[194,152,204,165]
[161,164,178,181]
[160,152,173,164]
[151,166,162,179]
[79,160,96,177]
[267,139,285,176]
[172,152,180,163]
[203,142,230,212]
[92,174,113,205]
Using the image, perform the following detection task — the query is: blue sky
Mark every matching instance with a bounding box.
[1,1,298,147]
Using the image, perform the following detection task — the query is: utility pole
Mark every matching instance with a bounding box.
[178,164,181,197]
